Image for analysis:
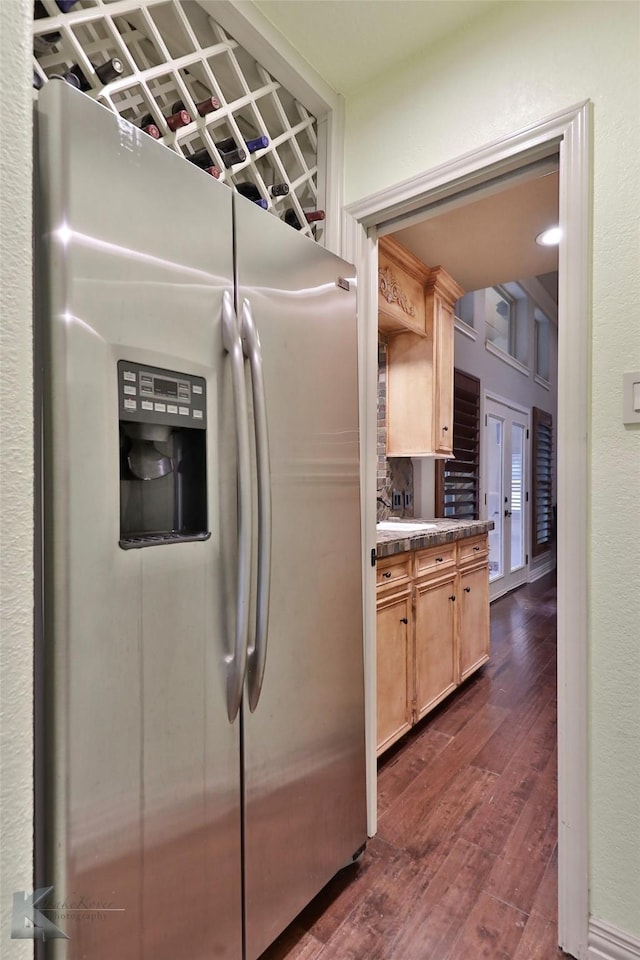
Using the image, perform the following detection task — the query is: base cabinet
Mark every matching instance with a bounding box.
[376,535,490,755]
[376,588,413,754]
[459,563,490,681]
[414,572,457,720]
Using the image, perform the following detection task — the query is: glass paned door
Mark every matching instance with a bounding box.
[486,415,503,580]
[510,423,525,571]
[485,398,529,600]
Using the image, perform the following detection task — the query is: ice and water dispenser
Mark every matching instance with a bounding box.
[118,360,209,548]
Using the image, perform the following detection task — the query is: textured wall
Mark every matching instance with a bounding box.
[345,0,640,937]
[0,0,34,952]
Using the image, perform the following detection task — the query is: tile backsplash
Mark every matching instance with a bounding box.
[377,337,414,520]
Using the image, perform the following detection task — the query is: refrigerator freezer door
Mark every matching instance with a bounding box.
[36,82,242,960]
[235,198,367,960]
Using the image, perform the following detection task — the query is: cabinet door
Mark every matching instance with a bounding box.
[458,563,490,681]
[376,590,413,755]
[433,295,454,456]
[378,238,428,336]
[414,573,457,720]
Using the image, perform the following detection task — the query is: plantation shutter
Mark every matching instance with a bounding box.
[531,407,553,556]
[436,370,480,520]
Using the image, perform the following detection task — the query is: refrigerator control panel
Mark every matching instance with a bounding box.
[118,360,206,429]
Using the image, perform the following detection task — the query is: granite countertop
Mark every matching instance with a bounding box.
[376,518,495,559]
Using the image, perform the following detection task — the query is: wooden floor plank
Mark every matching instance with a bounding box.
[258,573,558,960]
[444,890,528,959]
[459,758,539,857]
[512,912,565,959]
[387,839,497,960]
[377,726,452,818]
[378,703,510,849]
[530,844,559,923]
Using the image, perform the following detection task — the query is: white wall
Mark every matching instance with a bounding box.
[0,0,34,952]
[345,0,640,938]
[457,284,558,576]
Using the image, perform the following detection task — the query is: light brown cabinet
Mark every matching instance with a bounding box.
[376,587,413,754]
[414,570,457,720]
[458,546,490,682]
[377,236,431,337]
[385,266,463,458]
[376,534,490,755]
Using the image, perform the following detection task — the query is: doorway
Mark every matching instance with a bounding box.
[346,101,590,959]
[484,396,530,600]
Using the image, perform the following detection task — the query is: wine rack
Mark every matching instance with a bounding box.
[32,0,323,240]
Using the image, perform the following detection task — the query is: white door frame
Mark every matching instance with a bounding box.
[484,393,531,600]
[343,102,591,960]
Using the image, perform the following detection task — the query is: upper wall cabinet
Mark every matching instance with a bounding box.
[378,236,432,336]
[384,249,464,458]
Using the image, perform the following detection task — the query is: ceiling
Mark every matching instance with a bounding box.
[253,0,558,297]
[391,170,559,294]
[254,0,502,96]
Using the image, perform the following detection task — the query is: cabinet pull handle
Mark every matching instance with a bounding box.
[449,595,456,602]
[464,586,471,593]
[436,556,444,563]
[400,617,408,624]
[473,546,481,552]
[383,571,392,578]
[442,425,449,431]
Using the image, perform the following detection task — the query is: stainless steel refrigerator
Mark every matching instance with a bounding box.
[35,80,366,960]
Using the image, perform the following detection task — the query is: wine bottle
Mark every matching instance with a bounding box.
[284,208,326,229]
[284,209,302,230]
[166,108,191,131]
[141,108,191,132]
[214,137,247,168]
[187,148,213,169]
[95,58,124,84]
[66,58,123,91]
[269,183,289,197]
[236,183,268,209]
[245,135,269,153]
[33,2,61,50]
[56,0,80,10]
[172,96,221,117]
[63,71,82,90]
[186,149,221,179]
[140,121,161,139]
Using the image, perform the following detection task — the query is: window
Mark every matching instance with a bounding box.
[534,308,550,381]
[531,407,553,556]
[485,286,515,354]
[454,292,475,328]
[436,370,480,519]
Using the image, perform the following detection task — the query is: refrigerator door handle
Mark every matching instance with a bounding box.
[221,290,252,722]
[241,298,272,712]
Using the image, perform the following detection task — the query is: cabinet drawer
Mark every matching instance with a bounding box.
[414,543,456,578]
[457,535,488,565]
[376,553,412,588]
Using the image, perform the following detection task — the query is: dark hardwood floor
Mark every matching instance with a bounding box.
[260,572,562,960]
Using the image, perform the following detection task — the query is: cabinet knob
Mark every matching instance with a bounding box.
[473,546,480,552]
[400,617,408,624]
[436,556,444,563]
[464,586,471,593]
[449,595,456,602]
[383,571,392,579]
[442,425,449,432]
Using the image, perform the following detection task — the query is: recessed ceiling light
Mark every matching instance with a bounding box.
[536,226,561,246]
